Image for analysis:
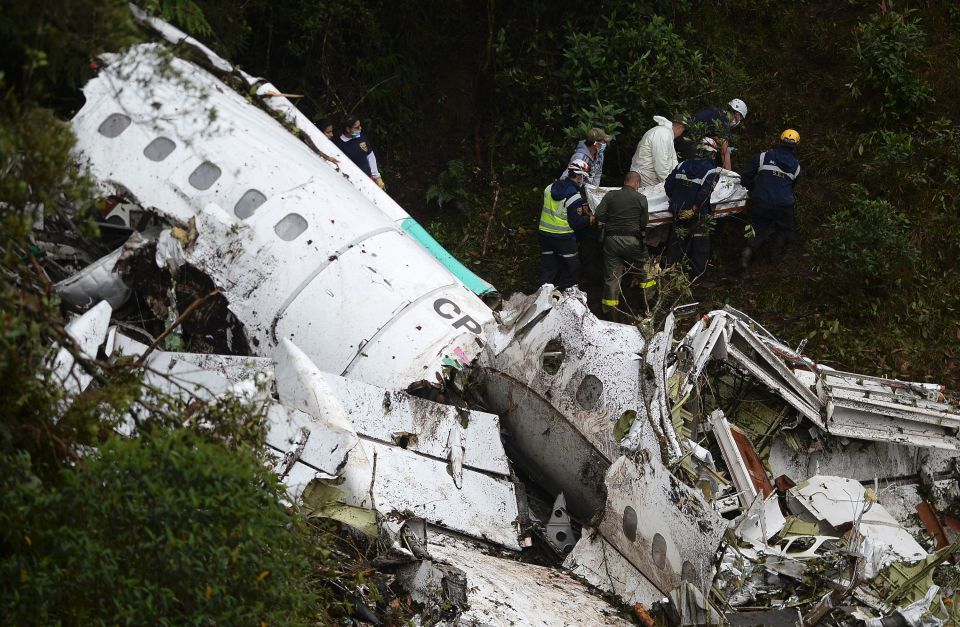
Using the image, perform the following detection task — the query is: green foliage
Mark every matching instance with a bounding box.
[495,11,718,179]
[0,0,137,102]
[143,0,213,37]
[426,159,484,214]
[809,188,918,304]
[851,7,932,120]
[0,430,326,625]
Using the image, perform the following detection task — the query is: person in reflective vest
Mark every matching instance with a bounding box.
[538,159,592,290]
[664,138,722,277]
[593,171,655,315]
[739,129,801,268]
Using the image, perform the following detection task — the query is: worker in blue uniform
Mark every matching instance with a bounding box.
[739,129,802,268]
[335,115,385,190]
[665,138,723,277]
[677,98,748,169]
[538,159,592,291]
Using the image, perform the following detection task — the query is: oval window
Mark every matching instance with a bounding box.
[234,189,267,219]
[143,137,176,162]
[97,113,131,138]
[188,161,221,190]
[274,213,308,241]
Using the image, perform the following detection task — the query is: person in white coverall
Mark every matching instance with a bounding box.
[631,115,687,187]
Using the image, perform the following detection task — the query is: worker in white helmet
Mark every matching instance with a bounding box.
[676,98,748,170]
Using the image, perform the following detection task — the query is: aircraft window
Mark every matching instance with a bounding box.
[274,213,308,241]
[541,338,565,374]
[97,113,131,138]
[576,374,603,410]
[622,506,638,543]
[234,189,267,219]
[652,533,668,569]
[188,161,221,190]
[143,137,176,162]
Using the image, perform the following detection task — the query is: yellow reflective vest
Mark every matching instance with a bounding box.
[538,184,575,235]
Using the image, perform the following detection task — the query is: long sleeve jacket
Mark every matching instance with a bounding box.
[631,116,678,186]
[664,157,721,216]
[740,146,800,207]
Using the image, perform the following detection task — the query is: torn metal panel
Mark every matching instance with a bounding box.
[788,475,928,566]
[676,313,729,399]
[430,531,635,627]
[53,300,113,394]
[710,409,759,507]
[55,245,131,309]
[735,494,787,548]
[667,582,725,626]
[359,440,520,549]
[729,319,821,409]
[628,310,681,460]
[275,359,509,476]
[767,437,958,486]
[589,456,726,603]
[563,527,665,607]
[546,493,575,553]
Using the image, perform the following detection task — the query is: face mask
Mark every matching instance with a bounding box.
[351,130,362,138]
[598,142,606,154]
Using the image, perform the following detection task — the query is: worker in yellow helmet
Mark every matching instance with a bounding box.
[739,129,801,269]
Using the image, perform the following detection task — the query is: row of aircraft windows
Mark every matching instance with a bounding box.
[96,112,308,241]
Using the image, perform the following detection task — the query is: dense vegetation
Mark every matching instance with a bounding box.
[2,0,959,621]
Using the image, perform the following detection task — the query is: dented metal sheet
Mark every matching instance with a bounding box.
[710,409,759,507]
[290,363,509,476]
[53,300,113,394]
[590,456,725,602]
[788,475,927,565]
[356,440,520,549]
[563,527,665,607]
[430,532,634,626]
[55,245,131,309]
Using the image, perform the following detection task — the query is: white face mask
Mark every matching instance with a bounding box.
[351,130,362,138]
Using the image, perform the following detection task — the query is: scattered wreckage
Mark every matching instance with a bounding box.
[35,8,960,625]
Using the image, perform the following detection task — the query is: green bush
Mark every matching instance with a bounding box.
[1,429,324,625]
[809,188,918,304]
[851,7,933,120]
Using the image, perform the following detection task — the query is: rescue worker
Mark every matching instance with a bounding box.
[560,128,612,187]
[538,159,592,291]
[630,115,686,187]
[665,137,722,277]
[739,129,801,268]
[677,99,748,169]
[335,115,386,190]
[593,171,654,315]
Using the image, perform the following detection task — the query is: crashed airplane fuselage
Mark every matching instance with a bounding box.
[63,11,960,624]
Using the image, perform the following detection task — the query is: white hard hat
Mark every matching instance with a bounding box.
[728,98,748,119]
[700,137,718,153]
[567,158,591,177]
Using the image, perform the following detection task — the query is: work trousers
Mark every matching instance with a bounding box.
[537,234,581,290]
[668,217,711,277]
[747,203,794,257]
[601,235,650,310]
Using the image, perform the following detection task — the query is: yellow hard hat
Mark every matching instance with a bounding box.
[780,129,800,144]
